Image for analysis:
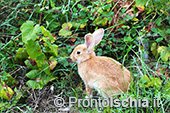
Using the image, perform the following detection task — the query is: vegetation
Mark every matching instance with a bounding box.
[0,0,169,112]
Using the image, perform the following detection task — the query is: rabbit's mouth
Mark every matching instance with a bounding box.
[70,54,76,62]
[68,58,74,63]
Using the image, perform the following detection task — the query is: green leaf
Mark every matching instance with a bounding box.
[36,53,50,75]
[50,45,58,57]
[151,42,158,57]
[71,22,87,29]
[25,40,42,59]
[59,29,72,37]
[3,72,17,86]
[123,36,133,42]
[0,81,14,100]
[36,53,47,67]
[146,77,162,88]
[135,0,147,8]
[158,46,170,62]
[49,0,55,8]
[155,17,162,26]
[138,75,162,89]
[20,21,41,42]
[104,4,112,10]
[93,17,108,26]
[161,48,170,62]
[24,59,37,69]
[26,80,44,89]
[138,75,150,87]
[156,37,163,43]
[41,26,55,43]
[59,23,72,37]
[77,4,83,8]
[80,23,87,29]
[49,56,57,70]
[25,40,50,75]
[43,38,58,57]
[26,70,40,79]
[151,27,158,33]
[26,75,57,89]
[62,23,72,30]
[165,29,170,34]
[15,48,28,60]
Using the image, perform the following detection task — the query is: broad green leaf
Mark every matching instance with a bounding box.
[41,26,55,43]
[49,45,58,57]
[26,75,57,89]
[25,40,50,74]
[124,36,133,42]
[156,37,163,43]
[80,23,87,29]
[155,17,162,26]
[62,23,72,30]
[138,75,150,87]
[3,72,17,86]
[36,53,46,67]
[151,42,158,57]
[25,40,42,59]
[146,77,162,89]
[77,4,83,8]
[26,80,44,89]
[20,21,41,42]
[36,53,50,75]
[135,0,147,9]
[161,48,170,62]
[42,38,58,57]
[132,18,139,21]
[165,29,170,34]
[151,27,158,33]
[158,46,170,61]
[71,22,87,29]
[59,22,72,37]
[15,48,28,60]
[93,17,108,26]
[0,81,14,100]
[49,56,57,70]
[40,62,51,75]
[139,75,162,89]
[24,59,37,69]
[103,4,112,10]
[59,29,72,37]
[26,70,40,79]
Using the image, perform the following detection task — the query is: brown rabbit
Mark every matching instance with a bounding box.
[70,28,131,98]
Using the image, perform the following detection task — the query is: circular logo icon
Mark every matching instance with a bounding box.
[54,97,65,107]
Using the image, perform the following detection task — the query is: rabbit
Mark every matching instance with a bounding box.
[70,28,131,98]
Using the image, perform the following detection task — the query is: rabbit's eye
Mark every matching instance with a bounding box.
[76,51,81,55]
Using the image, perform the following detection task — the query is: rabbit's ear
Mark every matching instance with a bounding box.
[92,28,104,46]
[85,33,95,50]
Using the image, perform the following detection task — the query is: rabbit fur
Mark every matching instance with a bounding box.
[70,28,131,98]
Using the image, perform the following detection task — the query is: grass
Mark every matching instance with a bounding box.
[0,0,170,112]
